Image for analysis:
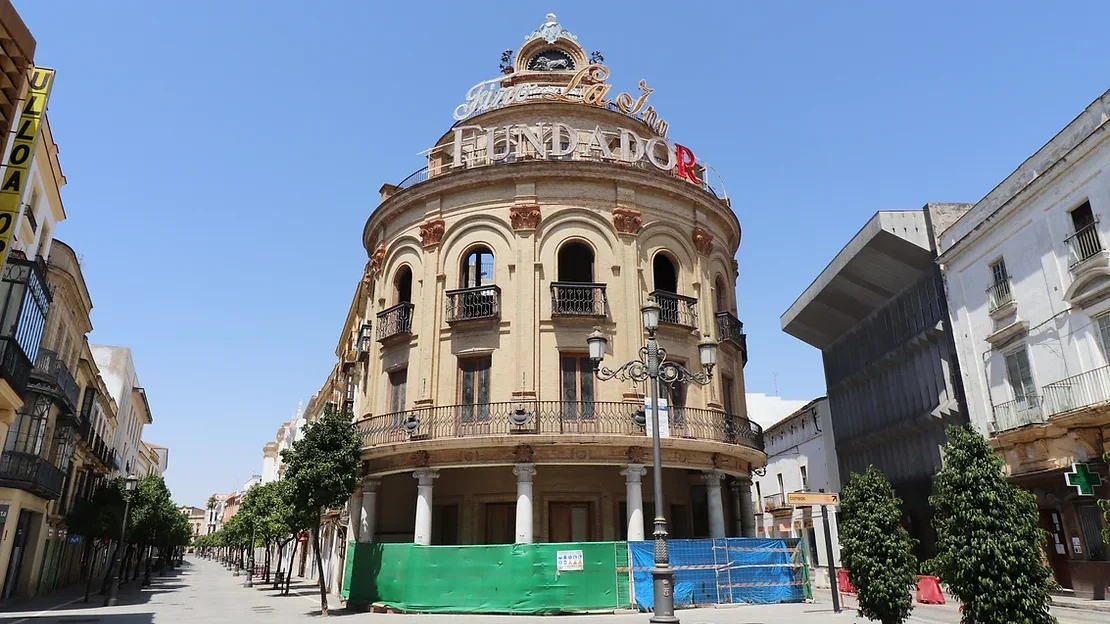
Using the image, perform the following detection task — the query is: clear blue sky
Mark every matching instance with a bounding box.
[15,1,1110,506]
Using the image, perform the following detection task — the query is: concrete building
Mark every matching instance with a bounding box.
[781,205,971,557]
[90,346,153,477]
[205,493,230,535]
[752,397,840,586]
[339,12,762,568]
[745,393,812,430]
[936,89,1110,596]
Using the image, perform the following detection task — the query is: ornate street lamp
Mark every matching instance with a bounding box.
[105,475,139,607]
[587,299,716,623]
[245,522,257,588]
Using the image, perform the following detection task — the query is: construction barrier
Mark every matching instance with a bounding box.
[837,568,856,595]
[342,541,631,614]
[628,538,809,609]
[916,575,944,604]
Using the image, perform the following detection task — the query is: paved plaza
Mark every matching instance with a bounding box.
[0,557,1106,623]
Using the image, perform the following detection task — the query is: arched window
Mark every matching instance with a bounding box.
[653,254,678,293]
[461,246,494,288]
[557,241,594,282]
[395,266,413,304]
[714,275,728,312]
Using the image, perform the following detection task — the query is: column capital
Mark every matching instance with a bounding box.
[621,463,647,482]
[703,469,725,486]
[361,478,381,493]
[413,469,439,485]
[513,463,536,481]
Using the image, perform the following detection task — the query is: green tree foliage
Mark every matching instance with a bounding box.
[1099,452,1110,546]
[839,467,918,624]
[929,424,1055,624]
[280,406,361,615]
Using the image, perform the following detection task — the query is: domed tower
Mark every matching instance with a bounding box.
[349,14,762,552]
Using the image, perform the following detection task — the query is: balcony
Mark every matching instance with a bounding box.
[29,349,79,414]
[763,493,790,512]
[1066,221,1104,270]
[986,280,1014,314]
[376,303,414,342]
[1042,364,1110,418]
[651,290,698,328]
[715,311,748,364]
[991,394,1046,433]
[0,258,50,401]
[445,286,501,324]
[357,400,764,452]
[551,282,607,317]
[0,451,65,499]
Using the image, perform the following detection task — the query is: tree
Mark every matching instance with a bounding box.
[840,467,918,624]
[1099,452,1110,547]
[206,495,217,510]
[929,424,1055,624]
[281,406,361,615]
[66,480,125,602]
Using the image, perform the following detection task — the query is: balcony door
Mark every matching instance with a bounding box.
[458,356,491,432]
[549,502,593,542]
[560,355,595,430]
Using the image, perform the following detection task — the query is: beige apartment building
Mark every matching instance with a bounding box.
[331,15,764,558]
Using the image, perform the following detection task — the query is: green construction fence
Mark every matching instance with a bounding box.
[342,541,632,614]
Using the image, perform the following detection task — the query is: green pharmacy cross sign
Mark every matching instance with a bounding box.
[1064,463,1103,496]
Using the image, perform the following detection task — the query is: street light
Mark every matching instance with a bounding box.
[245,523,256,588]
[587,299,716,624]
[105,475,139,607]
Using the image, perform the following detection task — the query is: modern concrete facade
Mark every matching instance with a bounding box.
[287,14,766,599]
[781,205,971,557]
[937,89,1110,596]
[752,397,840,586]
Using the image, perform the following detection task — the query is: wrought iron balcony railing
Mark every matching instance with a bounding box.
[551,282,607,317]
[30,348,80,413]
[0,450,65,499]
[1066,221,1104,268]
[991,394,1046,433]
[986,280,1014,312]
[445,286,501,323]
[650,290,698,328]
[0,337,31,401]
[715,311,747,363]
[356,400,764,453]
[762,493,789,512]
[1042,364,1110,418]
[376,303,414,342]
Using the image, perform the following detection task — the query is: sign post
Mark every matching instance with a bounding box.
[787,491,840,614]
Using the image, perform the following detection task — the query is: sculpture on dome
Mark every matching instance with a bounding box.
[526,13,577,44]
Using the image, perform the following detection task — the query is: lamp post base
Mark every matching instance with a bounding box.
[649,567,680,623]
[105,578,120,607]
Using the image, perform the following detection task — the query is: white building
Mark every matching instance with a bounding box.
[745,393,812,429]
[261,402,305,483]
[90,345,153,476]
[937,89,1110,595]
[752,398,841,586]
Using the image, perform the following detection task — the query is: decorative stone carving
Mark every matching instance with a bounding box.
[731,258,739,277]
[411,450,430,467]
[626,446,647,464]
[419,219,445,248]
[693,228,714,257]
[513,443,535,463]
[612,208,642,235]
[368,245,386,276]
[509,204,541,231]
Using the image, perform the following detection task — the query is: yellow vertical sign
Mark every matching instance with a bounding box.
[0,66,55,273]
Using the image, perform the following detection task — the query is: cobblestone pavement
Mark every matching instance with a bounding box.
[1,557,1106,623]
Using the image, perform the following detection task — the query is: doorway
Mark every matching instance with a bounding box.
[1,510,33,600]
[549,502,593,542]
[1039,509,1072,588]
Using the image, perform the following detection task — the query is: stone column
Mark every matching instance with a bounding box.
[358,479,381,543]
[513,464,536,544]
[621,464,647,541]
[348,490,364,543]
[704,470,726,539]
[731,478,756,537]
[413,470,439,546]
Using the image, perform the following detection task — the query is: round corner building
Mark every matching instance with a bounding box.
[345,15,763,560]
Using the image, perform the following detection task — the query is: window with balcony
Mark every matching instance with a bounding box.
[1005,348,1036,402]
[448,246,499,322]
[1067,201,1103,268]
[667,377,686,425]
[1097,315,1110,362]
[458,356,491,422]
[552,241,605,316]
[388,368,407,415]
[378,267,414,341]
[800,465,809,491]
[987,259,1013,312]
[651,253,697,327]
[714,275,727,312]
[560,354,595,421]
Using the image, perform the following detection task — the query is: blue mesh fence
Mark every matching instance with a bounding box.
[628,538,808,609]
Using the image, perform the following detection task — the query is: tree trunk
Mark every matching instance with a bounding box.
[273,542,285,591]
[84,543,102,603]
[263,543,271,583]
[284,542,296,595]
[312,524,328,615]
[100,542,120,595]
